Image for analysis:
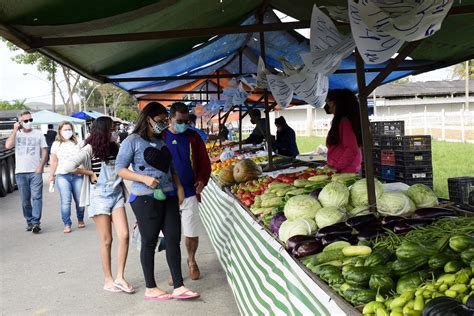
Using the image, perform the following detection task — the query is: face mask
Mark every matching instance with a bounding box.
[110,131,119,143]
[61,130,73,140]
[173,122,188,134]
[151,121,168,135]
[324,103,331,115]
[22,122,33,130]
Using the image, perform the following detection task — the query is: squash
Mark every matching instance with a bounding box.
[233,159,262,183]
[218,165,235,185]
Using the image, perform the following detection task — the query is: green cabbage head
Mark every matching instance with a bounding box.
[278,218,317,243]
[350,178,384,207]
[406,184,439,208]
[377,192,416,216]
[318,182,350,208]
[315,206,347,228]
[284,195,322,221]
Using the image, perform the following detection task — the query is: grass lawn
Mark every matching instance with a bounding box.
[295,136,474,198]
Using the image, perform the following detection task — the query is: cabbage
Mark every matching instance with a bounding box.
[406,184,439,208]
[349,205,371,216]
[331,173,358,185]
[315,206,347,228]
[318,182,350,208]
[278,218,317,243]
[377,192,416,216]
[350,178,384,207]
[269,212,287,235]
[284,195,322,221]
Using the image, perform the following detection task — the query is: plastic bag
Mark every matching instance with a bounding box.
[131,223,165,253]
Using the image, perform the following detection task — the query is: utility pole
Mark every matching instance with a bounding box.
[466,60,470,111]
[51,61,56,112]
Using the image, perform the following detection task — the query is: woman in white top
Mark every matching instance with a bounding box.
[49,121,85,233]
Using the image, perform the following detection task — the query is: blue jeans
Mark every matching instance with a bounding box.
[56,174,84,227]
[16,173,43,226]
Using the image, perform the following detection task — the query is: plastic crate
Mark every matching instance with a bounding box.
[381,165,396,180]
[395,165,433,180]
[394,150,432,165]
[448,177,474,206]
[379,135,431,151]
[361,163,381,177]
[371,121,405,136]
[381,150,396,166]
[373,149,381,164]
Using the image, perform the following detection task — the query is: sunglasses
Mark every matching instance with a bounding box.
[22,119,34,123]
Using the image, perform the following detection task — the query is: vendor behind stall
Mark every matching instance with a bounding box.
[188,114,207,142]
[324,89,362,173]
[273,116,299,157]
[244,109,269,145]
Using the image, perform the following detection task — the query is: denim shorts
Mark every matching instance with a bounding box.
[88,185,125,218]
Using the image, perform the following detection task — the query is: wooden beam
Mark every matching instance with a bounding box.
[30,21,311,48]
[355,49,377,212]
[107,72,253,82]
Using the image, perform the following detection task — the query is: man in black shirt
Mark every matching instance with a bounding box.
[44,124,57,165]
[244,109,270,145]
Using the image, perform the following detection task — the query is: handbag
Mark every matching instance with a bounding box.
[131,223,166,253]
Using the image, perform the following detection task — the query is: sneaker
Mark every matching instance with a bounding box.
[32,225,41,234]
[25,225,33,232]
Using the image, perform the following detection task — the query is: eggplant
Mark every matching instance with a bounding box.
[357,226,386,241]
[294,239,323,258]
[315,222,352,238]
[345,214,378,229]
[321,233,354,246]
[393,218,434,234]
[393,222,412,234]
[413,207,457,219]
[381,216,405,230]
[286,235,314,253]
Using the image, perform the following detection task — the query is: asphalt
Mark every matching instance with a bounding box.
[0,171,239,315]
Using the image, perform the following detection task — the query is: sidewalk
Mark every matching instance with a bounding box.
[0,173,239,315]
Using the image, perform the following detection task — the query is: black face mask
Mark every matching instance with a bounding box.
[324,104,331,115]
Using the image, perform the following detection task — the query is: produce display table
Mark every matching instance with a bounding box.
[200,179,358,316]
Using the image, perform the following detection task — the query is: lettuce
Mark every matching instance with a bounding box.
[377,192,416,216]
[406,184,439,208]
[315,206,347,228]
[318,181,350,208]
[284,195,322,221]
[350,178,384,207]
[278,218,317,243]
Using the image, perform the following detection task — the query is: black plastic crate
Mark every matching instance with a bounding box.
[448,177,474,206]
[371,121,405,136]
[395,165,433,180]
[395,150,432,165]
[379,135,431,151]
[373,135,382,148]
[373,149,381,164]
[361,163,381,177]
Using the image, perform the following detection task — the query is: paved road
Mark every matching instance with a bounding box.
[0,172,239,315]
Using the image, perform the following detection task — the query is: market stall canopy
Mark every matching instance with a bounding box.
[1,0,473,98]
[31,110,85,125]
[71,110,104,120]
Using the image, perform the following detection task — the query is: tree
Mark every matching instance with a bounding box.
[452,60,474,79]
[395,76,412,84]
[0,99,28,110]
[5,41,81,115]
[77,79,102,108]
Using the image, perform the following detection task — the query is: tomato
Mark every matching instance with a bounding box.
[237,189,245,195]
[242,199,252,207]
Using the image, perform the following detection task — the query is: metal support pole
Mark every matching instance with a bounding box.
[239,105,243,151]
[258,13,274,171]
[355,50,377,212]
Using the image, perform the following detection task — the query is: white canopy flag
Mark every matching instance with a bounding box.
[256,57,270,89]
[301,5,355,74]
[232,82,250,106]
[361,0,453,42]
[284,71,328,108]
[349,0,404,64]
[267,74,294,109]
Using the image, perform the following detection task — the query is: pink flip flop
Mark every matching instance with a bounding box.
[144,293,172,301]
[113,282,135,294]
[103,285,122,293]
[171,290,200,300]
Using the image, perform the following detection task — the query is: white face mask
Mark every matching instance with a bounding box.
[61,130,73,140]
[111,131,119,143]
[22,122,33,130]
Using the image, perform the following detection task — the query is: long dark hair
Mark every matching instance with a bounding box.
[326,89,362,146]
[133,101,168,139]
[85,116,117,161]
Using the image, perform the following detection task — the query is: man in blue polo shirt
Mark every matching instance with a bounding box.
[163,103,211,282]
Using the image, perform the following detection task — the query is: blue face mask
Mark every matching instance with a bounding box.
[173,122,188,134]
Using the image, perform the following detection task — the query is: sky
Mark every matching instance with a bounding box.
[0,37,456,105]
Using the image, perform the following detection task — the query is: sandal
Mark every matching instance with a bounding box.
[144,293,172,301]
[113,281,135,294]
[78,221,86,228]
[171,290,200,300]
[103,285,122,293]
[63,226,72,233]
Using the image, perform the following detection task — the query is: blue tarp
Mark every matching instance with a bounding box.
[71,111,104,120]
